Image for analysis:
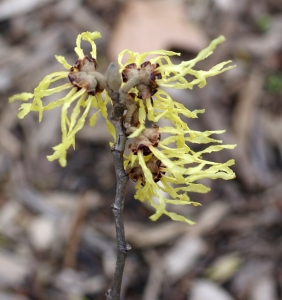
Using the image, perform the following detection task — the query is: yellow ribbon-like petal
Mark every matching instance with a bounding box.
[55,55,72,69]
[9,93,33,103]
[74,31,102,59]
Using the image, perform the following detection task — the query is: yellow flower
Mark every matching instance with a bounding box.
[122,36,236,224]
[118,36,233,90]
[9,32,115,167]
[119,36,235,138]
[9,31,236,224]
[125,125,236,224]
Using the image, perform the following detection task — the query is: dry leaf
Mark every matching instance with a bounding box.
[205,253,243,282]
[108,0,208,60]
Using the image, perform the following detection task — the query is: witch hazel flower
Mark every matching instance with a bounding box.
[9,31,236,224]
[121,36,236,224]
[121,61,161,100]
[9,32,115,167]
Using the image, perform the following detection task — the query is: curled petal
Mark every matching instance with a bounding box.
[47,94,92,167]
[9,93,33,103]
[75,31,102,59]
[55,55,72,69]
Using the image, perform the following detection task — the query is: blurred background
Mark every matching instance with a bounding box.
[0,0,282,299]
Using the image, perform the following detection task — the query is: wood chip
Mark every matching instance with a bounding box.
[164,235,206,281]
[231,260,274,299]
[28,216,56,251]
[125,221,189,248]
[190,279,235,300]
[0,251,31,286]
[142,250,165,300]
[192,201,230,235]
[232,70,263,149]
[250,274,277,300]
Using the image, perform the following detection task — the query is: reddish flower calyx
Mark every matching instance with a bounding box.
[71,55,98,73]
[68,55,105,95]
[126,155,165,185]
[129,125,161,155]
[147,155,166,183]
[122,61,161,100]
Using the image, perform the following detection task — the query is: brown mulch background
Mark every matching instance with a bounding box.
[1,0,282,299]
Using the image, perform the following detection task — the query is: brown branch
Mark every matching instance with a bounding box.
[105,63,131,300]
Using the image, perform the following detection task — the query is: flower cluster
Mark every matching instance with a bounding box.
[119,36,236,224]
[9,31,236,224]
[9,32,115,167]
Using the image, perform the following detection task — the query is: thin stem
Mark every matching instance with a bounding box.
[106,64,131,299]
[107,131,131,299]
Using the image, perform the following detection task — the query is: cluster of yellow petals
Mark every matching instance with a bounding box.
[9,32,115,167]
[9,31,236,224]
[121,37,236,224]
